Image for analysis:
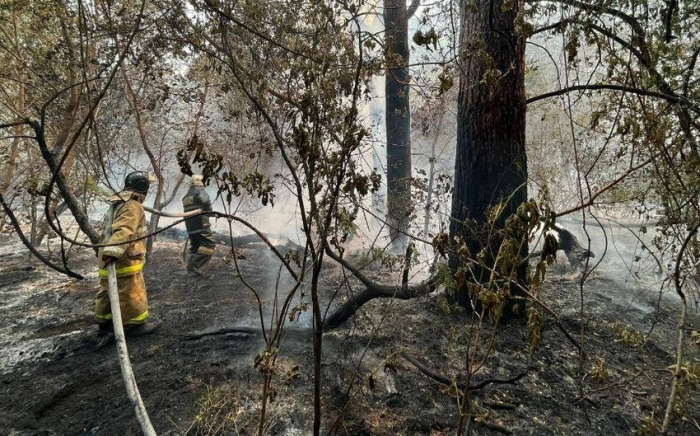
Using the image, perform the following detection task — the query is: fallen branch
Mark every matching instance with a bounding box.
[106,264,157,436]
[184,326,260,340]
[322,248,439,330]
[401,352,530,392]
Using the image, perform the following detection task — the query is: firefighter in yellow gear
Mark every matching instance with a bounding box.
[95,171,161,337]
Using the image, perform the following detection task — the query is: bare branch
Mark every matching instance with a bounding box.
[528,85,700,114]
[0,192,84,279]
[0,118,29,129]
[554,157,654,218]
[407,0,420,19]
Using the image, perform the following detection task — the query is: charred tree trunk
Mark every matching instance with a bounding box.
[448,0,528,317]
[553,224,594,267]
[384,0,413,244]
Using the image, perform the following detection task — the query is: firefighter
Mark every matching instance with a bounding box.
[182,174,216,277]
[95,171,161,337]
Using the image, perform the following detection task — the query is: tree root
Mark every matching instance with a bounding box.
[401,352,530,392]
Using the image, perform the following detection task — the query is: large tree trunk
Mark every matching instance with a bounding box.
[448,0,528,317]
[384,0,412,245]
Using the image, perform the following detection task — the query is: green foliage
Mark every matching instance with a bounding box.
[180,134,276,207]
[449,194,558,323]
[359,245,416,271]
[668,360,700,389]
[254,347,280,377]
[166,0,378,261]
[436,71,453,96]
[288,302,309,322]
[588,357,610,380]
[436,261,457,295]
[612,322,645,349]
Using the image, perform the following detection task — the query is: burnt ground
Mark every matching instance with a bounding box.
[1,231,699,436]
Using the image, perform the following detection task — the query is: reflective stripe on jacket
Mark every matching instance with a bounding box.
[98,262,144,278]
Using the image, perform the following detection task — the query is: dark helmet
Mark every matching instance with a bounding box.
[124,171,150,196]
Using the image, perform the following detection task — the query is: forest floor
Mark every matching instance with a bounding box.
[1,229,699,436]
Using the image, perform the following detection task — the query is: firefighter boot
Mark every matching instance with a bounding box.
[187,252,212,278]
[125,319,163,338]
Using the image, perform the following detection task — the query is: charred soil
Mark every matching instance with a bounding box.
[0,233,699,436]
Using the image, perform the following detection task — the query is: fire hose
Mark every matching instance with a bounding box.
[143,206,202,218]
[142,206,204,261]
[106,263,157,436]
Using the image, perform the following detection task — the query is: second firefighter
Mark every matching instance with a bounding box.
[182,174,216,277]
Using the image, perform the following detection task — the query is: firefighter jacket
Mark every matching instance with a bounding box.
[94,190,149,324]
[182,185,212,234]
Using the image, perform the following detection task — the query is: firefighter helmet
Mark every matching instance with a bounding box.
[124,171,150,196]
[191,174,204,186]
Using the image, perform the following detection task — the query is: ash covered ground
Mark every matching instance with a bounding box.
[1,225,699,436]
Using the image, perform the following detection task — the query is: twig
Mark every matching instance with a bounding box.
[483,400,517,410]
[661,220,698,434]
[573,369,645,404]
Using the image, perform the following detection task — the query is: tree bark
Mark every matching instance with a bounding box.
[322,247,438,329]
[448,0,528,316]
[29,119,101,245]
[384,0,413,244]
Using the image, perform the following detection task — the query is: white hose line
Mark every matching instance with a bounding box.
[143,206,202,218]
[107,263,157,436]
